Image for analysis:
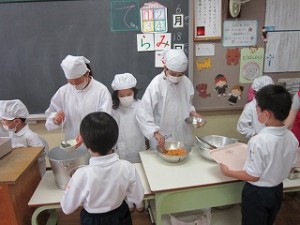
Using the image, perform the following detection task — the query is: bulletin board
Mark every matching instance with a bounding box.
[264,0,300,73]
[0,0,189,113]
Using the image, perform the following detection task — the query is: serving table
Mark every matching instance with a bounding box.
[0,147,43,225]
[29,149,300,225]
[139,148,300,225]
[28,163,153,225]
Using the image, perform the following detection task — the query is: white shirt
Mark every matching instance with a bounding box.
[9,124,48,176]
[244,126,299,187]
[10,124,48,151]
[45,78,112,140]
[136,72,195,149]
[237,99,265,139]
[60,153,144,215]
[112,100,146,163]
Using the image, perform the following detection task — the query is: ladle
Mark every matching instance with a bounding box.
[195,136,217,149]
[60,119,71,148]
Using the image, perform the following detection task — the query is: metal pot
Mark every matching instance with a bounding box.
[195,135,238,161]
[47,145,90,189]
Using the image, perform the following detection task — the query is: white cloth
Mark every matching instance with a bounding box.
[60,153,144,215]
[244,126,298,187]
[136,72,195,149]
[237,99,265,139]
[251,76,274,91]
[291,92,300,110]
[163,49,188,72]
[45,78,112,140]
[61,55,90,79]
[112,100,146,163]
[0,99,29,120]
[9,124,48,176]
[111,73,137,90]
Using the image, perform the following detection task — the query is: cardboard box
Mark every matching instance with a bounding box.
[0,137,12,159]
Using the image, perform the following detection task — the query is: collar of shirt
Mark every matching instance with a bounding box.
[13,123,30,137]
[89,152,119,166]
[259,126,287,136]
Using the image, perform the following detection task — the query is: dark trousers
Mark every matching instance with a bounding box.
[80,201,132,225]
[242,182,283,225]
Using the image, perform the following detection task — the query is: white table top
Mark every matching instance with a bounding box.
[28,163,152,207]
[140,148,300,193]
[140,148,239,193]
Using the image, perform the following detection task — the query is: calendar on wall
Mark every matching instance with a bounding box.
[193,0,222,41]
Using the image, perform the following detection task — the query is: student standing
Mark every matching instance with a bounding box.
[60,112,144,225]
[111,73,146,212]
[136,49,201,149]
[237,76,274,138]
[45,55,112,143]
[285,90,300,145]
[220,85,298,225]
[0,99,49,176]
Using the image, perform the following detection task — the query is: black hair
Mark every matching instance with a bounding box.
[255,84,292,121]
[80,112,118,155]
[86,64,93,77]
[112,87,138,109]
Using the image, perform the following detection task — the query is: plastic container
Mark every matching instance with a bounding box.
[48,145,90,189]
[169,208,211,225]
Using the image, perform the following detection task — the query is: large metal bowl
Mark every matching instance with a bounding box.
[195,135,238,161]
[157,141,192,163]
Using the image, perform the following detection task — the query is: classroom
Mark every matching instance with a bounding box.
[1,0,300,225]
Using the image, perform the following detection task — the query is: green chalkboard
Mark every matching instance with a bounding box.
[0,0,189,113]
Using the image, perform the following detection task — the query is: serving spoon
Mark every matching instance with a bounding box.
[60,119,71,148]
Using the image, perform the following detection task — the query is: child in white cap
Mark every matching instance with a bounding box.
[136,49,202,149]
[45,55,112,145]
[237,75,274,139]
[111,73,146,212]
[0,99,49,176]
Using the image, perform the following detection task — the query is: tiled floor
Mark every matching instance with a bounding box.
[56,192,300,225]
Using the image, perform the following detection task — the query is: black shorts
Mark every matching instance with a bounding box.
[80,201,132,225]
[242,182,283,225]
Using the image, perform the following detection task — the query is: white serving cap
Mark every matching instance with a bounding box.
[111,73,137,90]
[61,55,90,79]
[163,49,188,72]
[0,99,29,120]
[252,75,274,91]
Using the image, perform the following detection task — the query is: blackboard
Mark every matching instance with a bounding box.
[0,0,189,113]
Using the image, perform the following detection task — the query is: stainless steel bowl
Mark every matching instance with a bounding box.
[157,141,192,163]
[195,135,238,161]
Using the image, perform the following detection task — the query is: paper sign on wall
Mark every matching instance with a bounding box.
[223,20,258,47]
[239,47,264,83]
[140,2,168,33]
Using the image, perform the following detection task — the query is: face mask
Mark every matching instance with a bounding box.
[2,121,17,133]
[167,75,183,84]
[119,95,134,107]
[72,78,89,91]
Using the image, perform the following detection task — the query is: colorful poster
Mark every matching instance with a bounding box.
[140,2,168,33]
[239,47,264,83]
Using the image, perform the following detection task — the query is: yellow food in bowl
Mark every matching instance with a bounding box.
[163,148,187,156]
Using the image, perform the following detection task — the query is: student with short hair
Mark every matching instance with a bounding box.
[220,84,299,225]
[60,112,144,225]
[0,99,48,176]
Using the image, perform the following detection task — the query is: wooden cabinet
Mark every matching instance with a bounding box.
[0,147,43,225]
